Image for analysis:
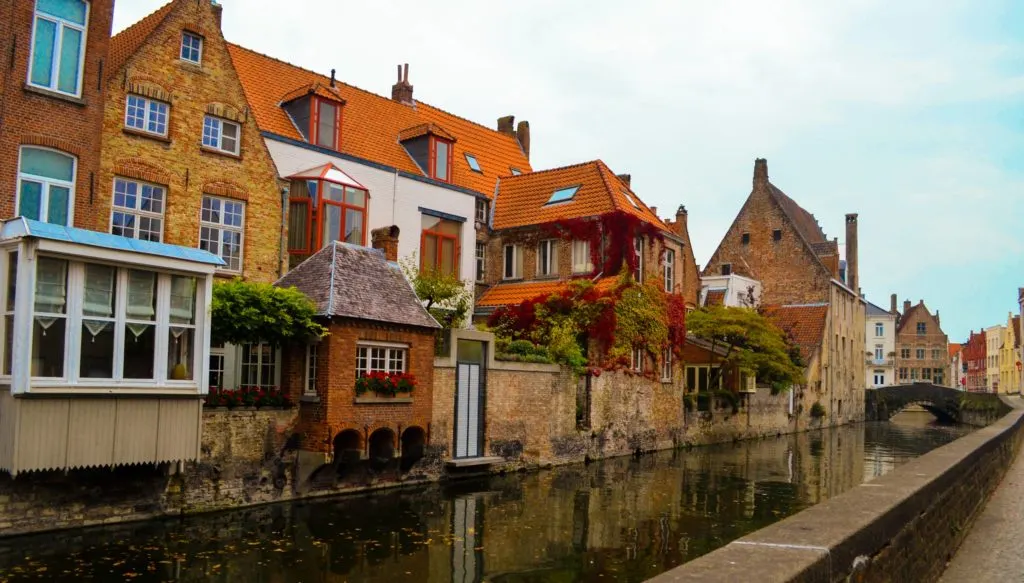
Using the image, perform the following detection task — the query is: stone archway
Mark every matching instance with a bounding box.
[400,426,427,472]
[368,428,396,470]
[333,429,363,464]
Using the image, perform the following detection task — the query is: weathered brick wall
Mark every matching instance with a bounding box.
[895,301,951,383]
[97,0,284,281]
[0,0,114,227]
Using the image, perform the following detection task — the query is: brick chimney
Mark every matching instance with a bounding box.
[904,299,911,314]
[674,205,688,238]
[617,174,631,186]
[845,213,858,293]
[497,115,515,135]
[516,120,530,159]
[649,206,657,217]
[391,64,413,105]
[753,158,768,188]
[371,225,400,262]
[890,293,897,315]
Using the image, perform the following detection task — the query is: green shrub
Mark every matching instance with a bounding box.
[810,401,826,418]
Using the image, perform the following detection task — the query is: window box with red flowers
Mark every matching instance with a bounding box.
[354,372,416,403]
[203,386,294,410]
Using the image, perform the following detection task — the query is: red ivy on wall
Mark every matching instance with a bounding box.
[536,212,666,278]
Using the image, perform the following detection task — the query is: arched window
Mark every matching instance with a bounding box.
[28,0,89,96]
[17,146,76,226]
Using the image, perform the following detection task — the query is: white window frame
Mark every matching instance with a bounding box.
[874,345,884,361]
[537,239,557,277]
[634,236,644,281]
[571,239,593,274]
[180,31,203,64]
[124,94,169,136]
[239,342,278,388]
[503,244,521,280]
[475,199,488,224]
[16,146,76,226]
[202,115,240,155]
[208,344,226,390]
[27,0,89,97]
[0,251,16,377]
[110,177,165,242]
[685,365,723,392]
[873,370,885,386]
[356,341,409,378]
[631,347,644,373]
[875,322,884,337]
[0,252,208,391]
[663,249,675,293]
[661,348,672,382]
[199,195,245,273]
[304,342,319,396]
[475,241,485,282]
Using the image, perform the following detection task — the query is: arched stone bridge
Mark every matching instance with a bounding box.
[865,383,1008,424]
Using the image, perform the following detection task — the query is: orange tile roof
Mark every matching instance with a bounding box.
[477,277,619,308]
[762,303,829,361]
[226,43,532,197]
[492,160,668,231]
[948,343,962,358]
[107,2,174,78]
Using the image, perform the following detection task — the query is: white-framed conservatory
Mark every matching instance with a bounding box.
[0,217,222,475]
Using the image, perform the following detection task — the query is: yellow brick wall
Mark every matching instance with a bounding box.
[98,0,284,282]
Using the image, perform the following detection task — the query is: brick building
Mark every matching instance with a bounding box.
[702,159,865,425]
[0,0,114,228]
[893,299,949,386]
[998,313,1020,394]
[963,331,987,392]
[474,159,700,379]
[276,227,439,473]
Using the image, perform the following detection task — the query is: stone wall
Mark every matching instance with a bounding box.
[649,408,1024,583]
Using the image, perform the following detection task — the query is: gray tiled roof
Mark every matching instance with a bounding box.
[865,301,893,317]
[275,242,440,329]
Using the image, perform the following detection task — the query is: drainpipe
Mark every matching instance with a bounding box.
[279,186,289,278]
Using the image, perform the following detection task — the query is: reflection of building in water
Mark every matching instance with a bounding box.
[451,495,484,583]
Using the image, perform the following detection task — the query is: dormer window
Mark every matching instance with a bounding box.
[287,164,368,258]
[430,137,452,182]
[313,98,341,150]
[281,87,345,151]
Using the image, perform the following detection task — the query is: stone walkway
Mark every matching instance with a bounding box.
[940,397,1024,583]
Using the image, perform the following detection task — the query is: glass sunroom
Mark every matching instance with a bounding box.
[0,218,222,475]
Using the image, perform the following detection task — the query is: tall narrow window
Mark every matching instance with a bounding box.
[167,275,197,381]
[321,183,366,247]
[80,263,116,378]
[475,241,486,281]
[663,249,675,292]
[240,343,277,388]
[421,216,461,277]
[537,239,557,276]
[124,95,169,136]
[772,229,782,241]
[634,237,644,281]
[202,115,240,155]
[305,343,319,396]
[429,137,452,182]
[875,322,884,337]
[199,196,245,272]
[916,322,926,335]
[314,99,340,149]
[475,199,488,223]
[111,178,164,242]
[32,257,68,378]
[123,269,157,379]
[17,147,75,225]
[572,240,593,274]
[661,349,672,381]
[208,344,225,390]
[503,244,522,280]
[874,345,884,361]
[2,252,17,376]
[741,232,750,245]
[28,0,88,96]
[180,31,202,64]
[631,347,644,373]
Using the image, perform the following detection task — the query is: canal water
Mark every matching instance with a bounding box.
[0,412,970,582]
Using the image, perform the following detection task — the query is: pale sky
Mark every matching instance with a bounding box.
[114,1,1024,341]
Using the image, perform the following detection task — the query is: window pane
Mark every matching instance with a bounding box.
[344,208,363,245]
[18,180,42,220]
[323,183,344,203]
[199,226,219,256]
[30,18,56,87]
[57,26,82,94]
[126,270,156,321]
[125,96,146,129]
[322,204,341,246]
[169,276,196,325]
[221,230,242,271]
[221,122,238,153]
[148,101,168,135]
[3,315,13,376]
[35,257,67,314]
[20,147,74,181]
[83,263,115,317]
[434,140,449,180]
[423,234,438,271]
[32,318,65,377]
[317,102,336,148]
[80,321,113,378]
[168,327,194,380]
[141,185,163,213]
[345,187,366,207]
[47,185,69,225]
[288,201,309,250]
[222,201,243,227]
[111,212,136,238]
[440,238,455,276]
[123,324,155,379]
[37,0,87,24]
[202,117,219,148]
[5,254,16,312]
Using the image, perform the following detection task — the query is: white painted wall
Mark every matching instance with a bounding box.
[864,312,896,388]
[265,139,479,288]
[699,274,762,307]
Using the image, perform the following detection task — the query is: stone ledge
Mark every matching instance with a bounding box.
[647,410,1024,582]
[354,396,412,404]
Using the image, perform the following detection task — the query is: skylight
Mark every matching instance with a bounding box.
[510,167,522,176]
[465,153,482,173]
[622,189,640,209]
[547,186,580,204]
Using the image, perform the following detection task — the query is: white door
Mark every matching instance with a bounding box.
[455,362,482,458]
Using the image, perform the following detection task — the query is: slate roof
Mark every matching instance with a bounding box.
[492,160,668,231]
[0,218,224,265]
[865,301,893,317]
[226,43,532,197]
[476,277,620,309]
[275,242,439,329]
[762,303,829,361]
[107,2,174,78]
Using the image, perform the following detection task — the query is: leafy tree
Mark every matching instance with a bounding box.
[400,256,472,330]
[211,278,327,346]
[686,305,804,393]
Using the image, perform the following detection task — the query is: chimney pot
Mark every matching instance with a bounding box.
[890,293,897,314]
[371,225,401,262]
[753,158,768,187]
[904,300,911,313]
[650,206,657,217]
[617,174,631,186]
[330,68,336,87]
[497,115,515,135]
[516,120,530,159]
[390,63,413,104]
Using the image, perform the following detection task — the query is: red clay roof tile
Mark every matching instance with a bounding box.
[762,303,829,361]
[477,277,619,308]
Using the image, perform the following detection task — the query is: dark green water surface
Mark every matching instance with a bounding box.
[0,412,971,582]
